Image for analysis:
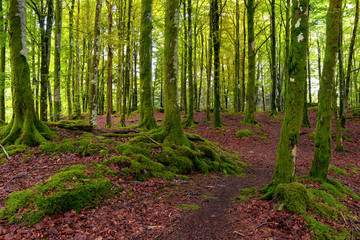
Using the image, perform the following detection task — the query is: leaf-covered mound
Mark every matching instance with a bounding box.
[270,178,360,239]
[0,165,112,225]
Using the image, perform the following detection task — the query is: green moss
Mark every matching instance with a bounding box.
[47,120,92,131]
[321,182,347,200]
[303,215,350,240]
[307,133,315,140]
[200,195,216,200]
[0,165,112,225]
[307,189,347,211]
[174,204,201,210]
[259,136,268,140]
[328,165,348,176]
[101,133,139,138]
[235,129,253,138]
[342,135,353,142]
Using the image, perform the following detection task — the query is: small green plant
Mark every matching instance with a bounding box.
[200,195,216,200]
[307,133,315,140]
[235,129,253,138]
[342,135,353,142]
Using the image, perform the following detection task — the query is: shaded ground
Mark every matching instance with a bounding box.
[0,109,359,239]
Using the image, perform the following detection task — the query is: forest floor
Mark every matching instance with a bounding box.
[0,109,360,239]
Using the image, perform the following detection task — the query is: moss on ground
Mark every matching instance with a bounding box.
[0,144,27,164]
[328,165,348,176]
[0,165,112,225]
[39,136,114,157]
[235,129,253,138]
[174,204,201,210]
[113,133,247,178]
[271,179,360,239]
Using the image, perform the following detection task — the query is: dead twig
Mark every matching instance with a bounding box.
[142,133,161,145]
[6,173,25,185]
[253,219,269,230]
[0,143,10,160]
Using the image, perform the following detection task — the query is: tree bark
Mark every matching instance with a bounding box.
[67,0,75,118]
[270,0,277,115]
[265,0,308,192]
[89,0,102,127]
[309,0,341,179]
[0,0,5,121]
[105,0,113,128]
[244,0,256,124]
[53,0,62,122]
[138,0,156,129]
[212,0,222,127]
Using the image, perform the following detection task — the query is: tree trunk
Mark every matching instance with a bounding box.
[181,0,187,114]
[212,0,222,127]
[138,0,156,130]
[265,0,308,192]
[120,0,132,127]
[244,0,256,124]
[39,0,54,121]
[270,0,277,115]
[106,0,113,128]
[161,0,189,146]
[338,10,345,128]
[53,0,62,122]
[344,0,359,122]
[234,0,240,113]
[198,31,204,110]
[309,0,341,179]
[205,36,212,122]
[1,0,55,146]
[67,0,75,118]
[241,8,246,112]
[0,0,5,121]
[74,0,81,119]
[89,0,102,127]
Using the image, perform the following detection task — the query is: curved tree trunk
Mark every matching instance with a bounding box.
[138,0,156,130]
[309,0,341,179]
[2,0,55,146]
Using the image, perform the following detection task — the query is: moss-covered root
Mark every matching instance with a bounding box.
[1,115,57,146]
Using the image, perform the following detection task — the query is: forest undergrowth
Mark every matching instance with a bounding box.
[0,108,359,239]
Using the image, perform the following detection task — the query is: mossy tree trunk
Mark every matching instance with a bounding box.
[309,0,341,179]
[241,8,246,112]
[138,0,156,130]
[338,10,345,128]
[243,0,256,124]
[2,0,55,146]
[185,0,195,127]
[344,0,359,124]
[233,0,240,113]
[181,0,187,115]
[120,0,132,127]
[105,0,113,128]
[205,24,212,122]
[265,0,308,194]
[38,0,54,122]
[161,0,190,146]
[212,0,222,127]
[89,0,102,127]
[0,0,5,122]
[67,0,74,118]
[270,0,277,116]
[74,0,81,120]
[53,0,62,122]
[302,73,311,128]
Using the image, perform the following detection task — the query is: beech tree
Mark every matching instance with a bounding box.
[0,0,5,122]
[1,0,55,146]
[53,0,62,122]
[264,0,308,195]
[309,0,341,179]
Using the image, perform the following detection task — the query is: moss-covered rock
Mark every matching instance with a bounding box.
[235,129,253,138]
[0,165,112,225]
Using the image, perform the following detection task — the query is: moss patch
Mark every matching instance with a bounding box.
[235,129,253,138]
[329,165,348,176]
[0,165,112,225]
[272,179,359,239]
[174,204,201,210]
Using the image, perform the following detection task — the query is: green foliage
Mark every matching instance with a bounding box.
[200,195,216,200]
[174,204,201,210]
[350,107,360,117]
[235,129,253,138]
[0,165,112,225]
[342,135,353,142]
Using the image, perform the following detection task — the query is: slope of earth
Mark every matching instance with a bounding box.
[0,109,359,239]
